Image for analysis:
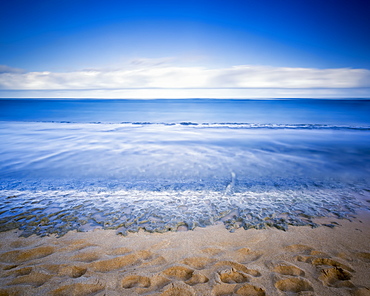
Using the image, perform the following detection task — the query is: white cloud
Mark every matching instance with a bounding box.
[0,64,369,98]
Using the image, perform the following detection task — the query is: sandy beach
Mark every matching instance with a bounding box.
[2,0,370,293]
[0,211,369,296]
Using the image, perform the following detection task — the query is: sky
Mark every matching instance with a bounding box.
[0,0,369,99]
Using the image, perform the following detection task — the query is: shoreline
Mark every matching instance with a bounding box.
[0,211,369,295]
[1,187,368,238]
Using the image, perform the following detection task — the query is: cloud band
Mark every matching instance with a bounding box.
[1,65,369,91]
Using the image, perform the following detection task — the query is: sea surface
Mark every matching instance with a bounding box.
[0,99,369,236]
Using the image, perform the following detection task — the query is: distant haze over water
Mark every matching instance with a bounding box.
[1,99,370,125]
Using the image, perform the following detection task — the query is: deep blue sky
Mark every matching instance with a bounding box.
[1,0,369,71]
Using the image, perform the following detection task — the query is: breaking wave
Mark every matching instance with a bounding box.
[21,121,370,130]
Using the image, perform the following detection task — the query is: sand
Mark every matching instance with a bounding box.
[0,211,369,296]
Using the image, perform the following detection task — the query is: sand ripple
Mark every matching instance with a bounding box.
[0,215,369,296]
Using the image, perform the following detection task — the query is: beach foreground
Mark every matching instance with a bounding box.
[0,212,369,296]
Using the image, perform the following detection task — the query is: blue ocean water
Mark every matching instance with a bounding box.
[0,99,369,236]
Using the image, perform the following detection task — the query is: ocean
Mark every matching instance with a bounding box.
[0,99,369,236]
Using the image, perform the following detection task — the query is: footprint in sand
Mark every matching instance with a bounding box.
[213,283,266,296]
[89,253,139,272]
[311,258,354,272]
[275,277,314,294]
[160,265,209,286]
[141,254,167,267]
[122,274,151,288]
[212,260,263,294]
[58,265,87,278]
[181,257,216,269]
[234,247,262,263]
[296,255,355,272]
[150,274,172,290]
[270,256,314,295]
[9,271,53,287]
[296,255,354,271]
[218,268,250,284]
[61,239,96,251]
[70,248,102,263]
[319,267,354,288]
[160,281,195,296]
[51,279,105,296]
[272,262,305,276]
[162,265,194,281]
[185,270,209,286]
[235,284,266,296]
[0,246,55,263]
[293,247,357,290]
[213,261,261,277]
[122,273,173,293]
[89,249,154,272]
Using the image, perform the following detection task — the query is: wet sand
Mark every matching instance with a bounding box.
[0,211,369,296]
